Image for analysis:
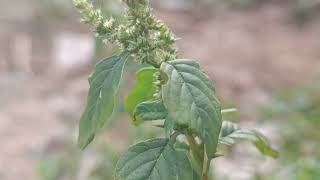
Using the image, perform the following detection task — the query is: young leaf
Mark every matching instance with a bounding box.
[115,138,193,180]
[219,121,279,158]
[161,59,222,159]
[133,100,168,125]
[125,67,158,115]
[78,51,129,149]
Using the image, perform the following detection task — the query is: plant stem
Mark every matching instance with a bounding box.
[201,157,211,180]
[186,135,204,177]
[186,135,198,155]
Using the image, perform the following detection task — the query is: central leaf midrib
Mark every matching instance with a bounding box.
[83,70,114,124]
[119,140,169,179]
[90,58,125,120]
[147,141,169,180]
[168,63,208,123]
[120,145,163,174]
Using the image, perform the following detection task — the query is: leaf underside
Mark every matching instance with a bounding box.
[133,100,168,125]
[115,138,193,180]
[78,52,129,149]
[219,121,279,158]
[161,59,222,158]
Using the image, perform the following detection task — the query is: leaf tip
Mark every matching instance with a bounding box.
[78,134,95,150]
[268,149,279,159]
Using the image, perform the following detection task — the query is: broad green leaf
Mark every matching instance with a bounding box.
[78,52,129,149]
[219,121,279,158]
[161,59,222,159]
[115,138,193,180]
[125,67,158,115]
[133,100,168,125]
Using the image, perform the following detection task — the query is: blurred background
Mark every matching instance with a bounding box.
[1,0,320,179]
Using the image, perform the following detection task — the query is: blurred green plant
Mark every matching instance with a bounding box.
[38,145,80,180]
[258,83,320,180]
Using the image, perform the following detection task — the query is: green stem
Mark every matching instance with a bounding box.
[186,135,204,176]
[201,157,211,180]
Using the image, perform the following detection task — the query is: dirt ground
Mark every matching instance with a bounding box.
[0,1,320,180]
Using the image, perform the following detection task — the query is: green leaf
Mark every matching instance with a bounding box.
[125,67,158,115]
[115,138,193,180]
[164,115,175,138]
[174,141,190,151]
[219,121,279,158]
[161,59,222,159]
[133,100,168,125]
[78,52,129,149]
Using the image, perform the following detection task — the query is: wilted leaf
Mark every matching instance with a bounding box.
[219,121,279,158]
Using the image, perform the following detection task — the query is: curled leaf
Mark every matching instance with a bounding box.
[125,67,158,115]
[219,121,279,158]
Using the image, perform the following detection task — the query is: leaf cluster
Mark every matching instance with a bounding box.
[74,1,278,180]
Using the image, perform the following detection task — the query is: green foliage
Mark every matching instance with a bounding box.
[78,52,129,149]
[257,84,320,180]
[133,100,168,125]
[219,121,278,158]
[161,59,222,159]
[115,137,193,180]
[74,0,278,179]
[125,67,158,116]
[38,144,80,180]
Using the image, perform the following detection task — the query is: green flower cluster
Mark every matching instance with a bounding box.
[73,0,177,67]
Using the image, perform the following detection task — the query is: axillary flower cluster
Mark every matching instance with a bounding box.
[73,0,177,67]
